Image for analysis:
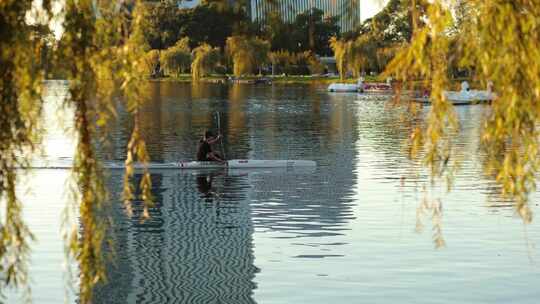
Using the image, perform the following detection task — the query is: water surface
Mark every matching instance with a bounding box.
[11,81,540,303]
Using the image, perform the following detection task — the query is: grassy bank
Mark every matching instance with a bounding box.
[149,74,384,84]
[149,75,481,91]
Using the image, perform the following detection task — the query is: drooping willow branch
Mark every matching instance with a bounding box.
[59,1,154,303]
[0,0,47,300]
[385,0,540,220]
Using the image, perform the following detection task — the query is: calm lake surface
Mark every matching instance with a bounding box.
[11,81,540,303]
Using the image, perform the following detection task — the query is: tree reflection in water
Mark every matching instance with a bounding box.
[93,171,258,304]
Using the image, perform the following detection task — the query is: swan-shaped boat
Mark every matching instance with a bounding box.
[414,81,496,105]
[444,81,496,103]
[327,81,359,92]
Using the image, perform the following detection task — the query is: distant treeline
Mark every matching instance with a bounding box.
[38,0,468,79]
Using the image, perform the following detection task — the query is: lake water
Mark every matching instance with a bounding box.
[10,81,540,303]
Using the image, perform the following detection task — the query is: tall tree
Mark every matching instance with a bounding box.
[263,7,339,56]
[292,8,340,56]
[226,35,270,76]
[161,37,192,76]
[191,43,221,80]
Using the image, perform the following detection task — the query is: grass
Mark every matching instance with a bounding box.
[150,74,386,84]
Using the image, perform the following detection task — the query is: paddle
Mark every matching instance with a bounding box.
[216,111,226,160]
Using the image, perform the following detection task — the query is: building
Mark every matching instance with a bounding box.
[175,0,360,33]
[250,0,361,33]
[177,0,201,9]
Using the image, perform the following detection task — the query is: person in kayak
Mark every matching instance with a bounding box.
[196,130,225,163]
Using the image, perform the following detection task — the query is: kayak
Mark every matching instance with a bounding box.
[29,159,317,170]
[128,159,317,169]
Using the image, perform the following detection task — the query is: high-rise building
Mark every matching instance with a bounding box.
[250,0,361,33]
[174,0,360,33]
[177,0,201,9]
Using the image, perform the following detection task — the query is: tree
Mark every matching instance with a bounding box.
[329,36,353,80]
[141,1,186,49]
[183,2,251,49]
[160,37,192,77]
[262,8,340,56]
[385,1,540,221]
[303,51,325,75]
[142,1,252,51]
[292,8,340,56]
[0,1,44,299]
[143,49,161,76]
[191,43,221,80]
[269,50,293,75]
[2,1,155,302]
[225,35,270,76]
[349,34,378,76]
[343,0,429,74]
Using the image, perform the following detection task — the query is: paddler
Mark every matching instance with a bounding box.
[196,130,226,163]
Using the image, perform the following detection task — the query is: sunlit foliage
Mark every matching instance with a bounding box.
[142,0,251,50]
[161,37,192,77]
[1,0,155,302]
[329,36,353,80]
[348,34,378,77]
[2,0,540,301]
[262,8,339,56]
[304,51,325,75]
[386,0,540,220]
[191,43,221,80]
[143,49,161,76]
[269,50,323,75]
[0,0,46,299]
[331,0,424,76]
[225,35,270,76]
[268,50,292,75]
[59,1,155,302]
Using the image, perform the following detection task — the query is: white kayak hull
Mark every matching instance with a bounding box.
[86,159,317,170]
[29,159,317,170]
[168,159,316,169]
[328,82,394,93]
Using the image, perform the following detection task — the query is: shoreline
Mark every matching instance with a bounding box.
[147,75,383,85]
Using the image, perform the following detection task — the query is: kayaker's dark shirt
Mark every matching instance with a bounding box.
[196,139,212,161]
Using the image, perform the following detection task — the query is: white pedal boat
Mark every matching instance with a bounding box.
[327,83,358,92]
[412,81,496,105]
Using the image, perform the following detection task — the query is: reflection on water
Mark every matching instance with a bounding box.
[93,171,258,304]
[12,81,540,303]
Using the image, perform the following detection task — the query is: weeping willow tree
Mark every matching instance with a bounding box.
[161,37,192,77]
[349,34,379,77]
[61,1,155,302]
[329,36,353,80]
[269,50,292,75]
[1,0,154,302]
[143,49,160,76]
[225,35,270,77]
[268,50,316,75]
[330,34,394,79]
[191,43,221,80]
[0,1,47,300]
[385,0,540,221]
